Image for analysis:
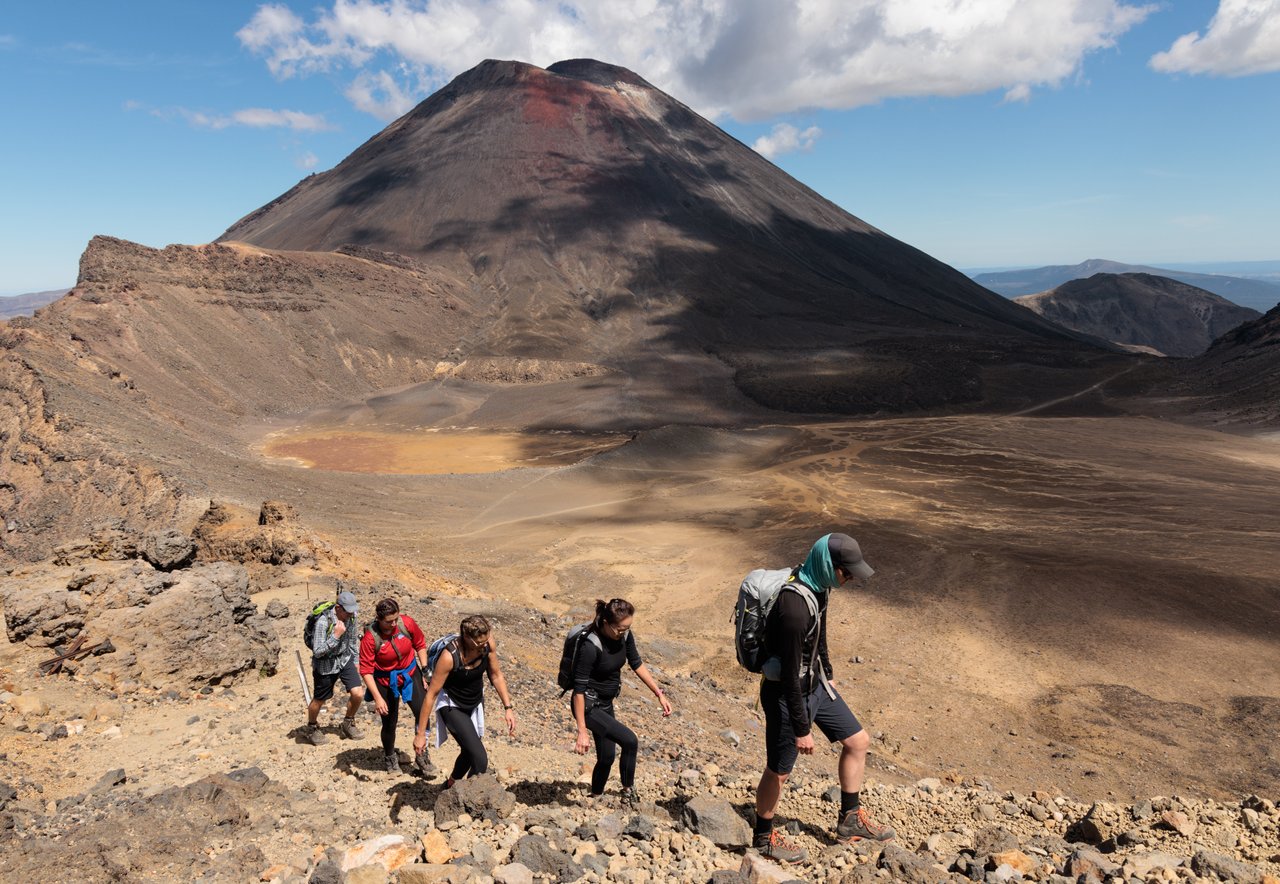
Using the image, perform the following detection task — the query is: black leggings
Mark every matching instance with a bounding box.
[375,669,425,755]
[586,702,638,794]
[438,705,488,780]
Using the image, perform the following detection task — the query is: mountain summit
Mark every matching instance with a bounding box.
[222,58,1106,413]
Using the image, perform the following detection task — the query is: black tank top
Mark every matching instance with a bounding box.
[443,642,489,710]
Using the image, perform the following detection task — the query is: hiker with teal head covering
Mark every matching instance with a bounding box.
[750,532,894,866]
[796,532,844,593]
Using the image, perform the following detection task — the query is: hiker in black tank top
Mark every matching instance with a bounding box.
[414,615,516,787]
[571,598,672,806]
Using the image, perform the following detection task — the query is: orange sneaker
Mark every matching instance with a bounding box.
[836,806,895,842]
[753,828,809,864]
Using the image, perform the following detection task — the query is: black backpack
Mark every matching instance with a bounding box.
[303,600,336,650]
[556,623,603,696]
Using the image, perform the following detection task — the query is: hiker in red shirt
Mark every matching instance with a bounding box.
[359,597,428,773]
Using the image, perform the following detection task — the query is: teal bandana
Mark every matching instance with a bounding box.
[796,533,839,593]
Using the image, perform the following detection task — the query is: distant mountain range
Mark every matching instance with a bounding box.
[1014,273,1261,357]
[0,288,68,319]
[974,259,1280,313]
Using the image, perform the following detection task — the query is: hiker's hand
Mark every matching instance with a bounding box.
[659,693,672,717]
[575,730,591,755]
[796,734,815,755]
[333,620,346,638]
[505,709,517,737]
[374,695,389,716]
[413,732,426,755]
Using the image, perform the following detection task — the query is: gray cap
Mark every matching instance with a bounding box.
[828,533,874,580]
[336,591,358,613]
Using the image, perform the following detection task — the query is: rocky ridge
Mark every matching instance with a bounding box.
[1014,274,1260,358]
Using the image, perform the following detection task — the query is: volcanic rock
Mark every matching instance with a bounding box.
[682,795,751,849]
[141,529,196,571]
[433,773,516,824]
[1,557,277,689]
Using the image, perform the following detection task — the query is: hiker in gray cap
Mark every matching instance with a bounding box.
[752,533,894,865]
[303,590,365,746]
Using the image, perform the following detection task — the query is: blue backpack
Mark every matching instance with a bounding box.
[425,633,460,682]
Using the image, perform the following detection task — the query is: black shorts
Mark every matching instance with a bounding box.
[312,658,362,703]
[761,679,861,775]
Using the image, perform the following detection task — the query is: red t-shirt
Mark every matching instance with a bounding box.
[358,614,426,684]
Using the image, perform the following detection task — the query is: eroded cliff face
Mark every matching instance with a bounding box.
[0,326,183,563]
[1,236,481,562]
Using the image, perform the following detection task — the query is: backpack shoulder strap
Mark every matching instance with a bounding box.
[781,582,822,638]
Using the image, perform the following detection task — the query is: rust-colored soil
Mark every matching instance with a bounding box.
[262,428,627,474]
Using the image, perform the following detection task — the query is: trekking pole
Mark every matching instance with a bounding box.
[295,649,312,706]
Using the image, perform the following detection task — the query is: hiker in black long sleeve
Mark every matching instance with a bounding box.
[751,533,896,865]
[768,588,830,737]
[572,628,642,699]
[570,598,671,806]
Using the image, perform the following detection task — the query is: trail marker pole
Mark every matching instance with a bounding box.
[295,649,312,706]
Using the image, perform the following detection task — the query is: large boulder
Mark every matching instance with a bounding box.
[433,773,516,824]
[1190,850,1266,884]
[115,562,279,686]
[1,557,278,688]
[140,530,196,571]
[192,500,311,566]
[0,575,86,645]
[682,795,751,849]
[511,834,583,881]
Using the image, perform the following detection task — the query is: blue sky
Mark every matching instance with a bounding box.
[3,1,1279,294]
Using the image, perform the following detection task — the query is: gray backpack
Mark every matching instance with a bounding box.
[732,568,819,673]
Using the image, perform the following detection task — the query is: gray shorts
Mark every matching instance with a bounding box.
[761,679,861,775]
[312,658,361,703]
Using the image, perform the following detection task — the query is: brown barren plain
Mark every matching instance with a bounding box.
[247,382,1280,802]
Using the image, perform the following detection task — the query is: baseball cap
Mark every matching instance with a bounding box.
[336,591,358,613]
[827,533,874,580]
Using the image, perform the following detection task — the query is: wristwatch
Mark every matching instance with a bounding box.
[503,703,514,710]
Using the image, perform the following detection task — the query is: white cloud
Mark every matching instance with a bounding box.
[296,150,320,170]
[344,69,417,120]
[753,123,822,158]
[1150,0,1280,76]
[230,108,334,131]
[238,0,1155,121]
[149,105,334,131]
[1002,83,1033,103]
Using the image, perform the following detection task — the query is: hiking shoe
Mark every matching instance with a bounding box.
[836,807,895,843]
[337,717,363,740]
[303,723,328,746]
[754,829,808,864]
[415,749,437,778]
[620,786,639,808]
[384,753,401,774]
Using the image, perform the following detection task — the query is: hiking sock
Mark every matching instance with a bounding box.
[840,791,861,818]
[754,814,774,840]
